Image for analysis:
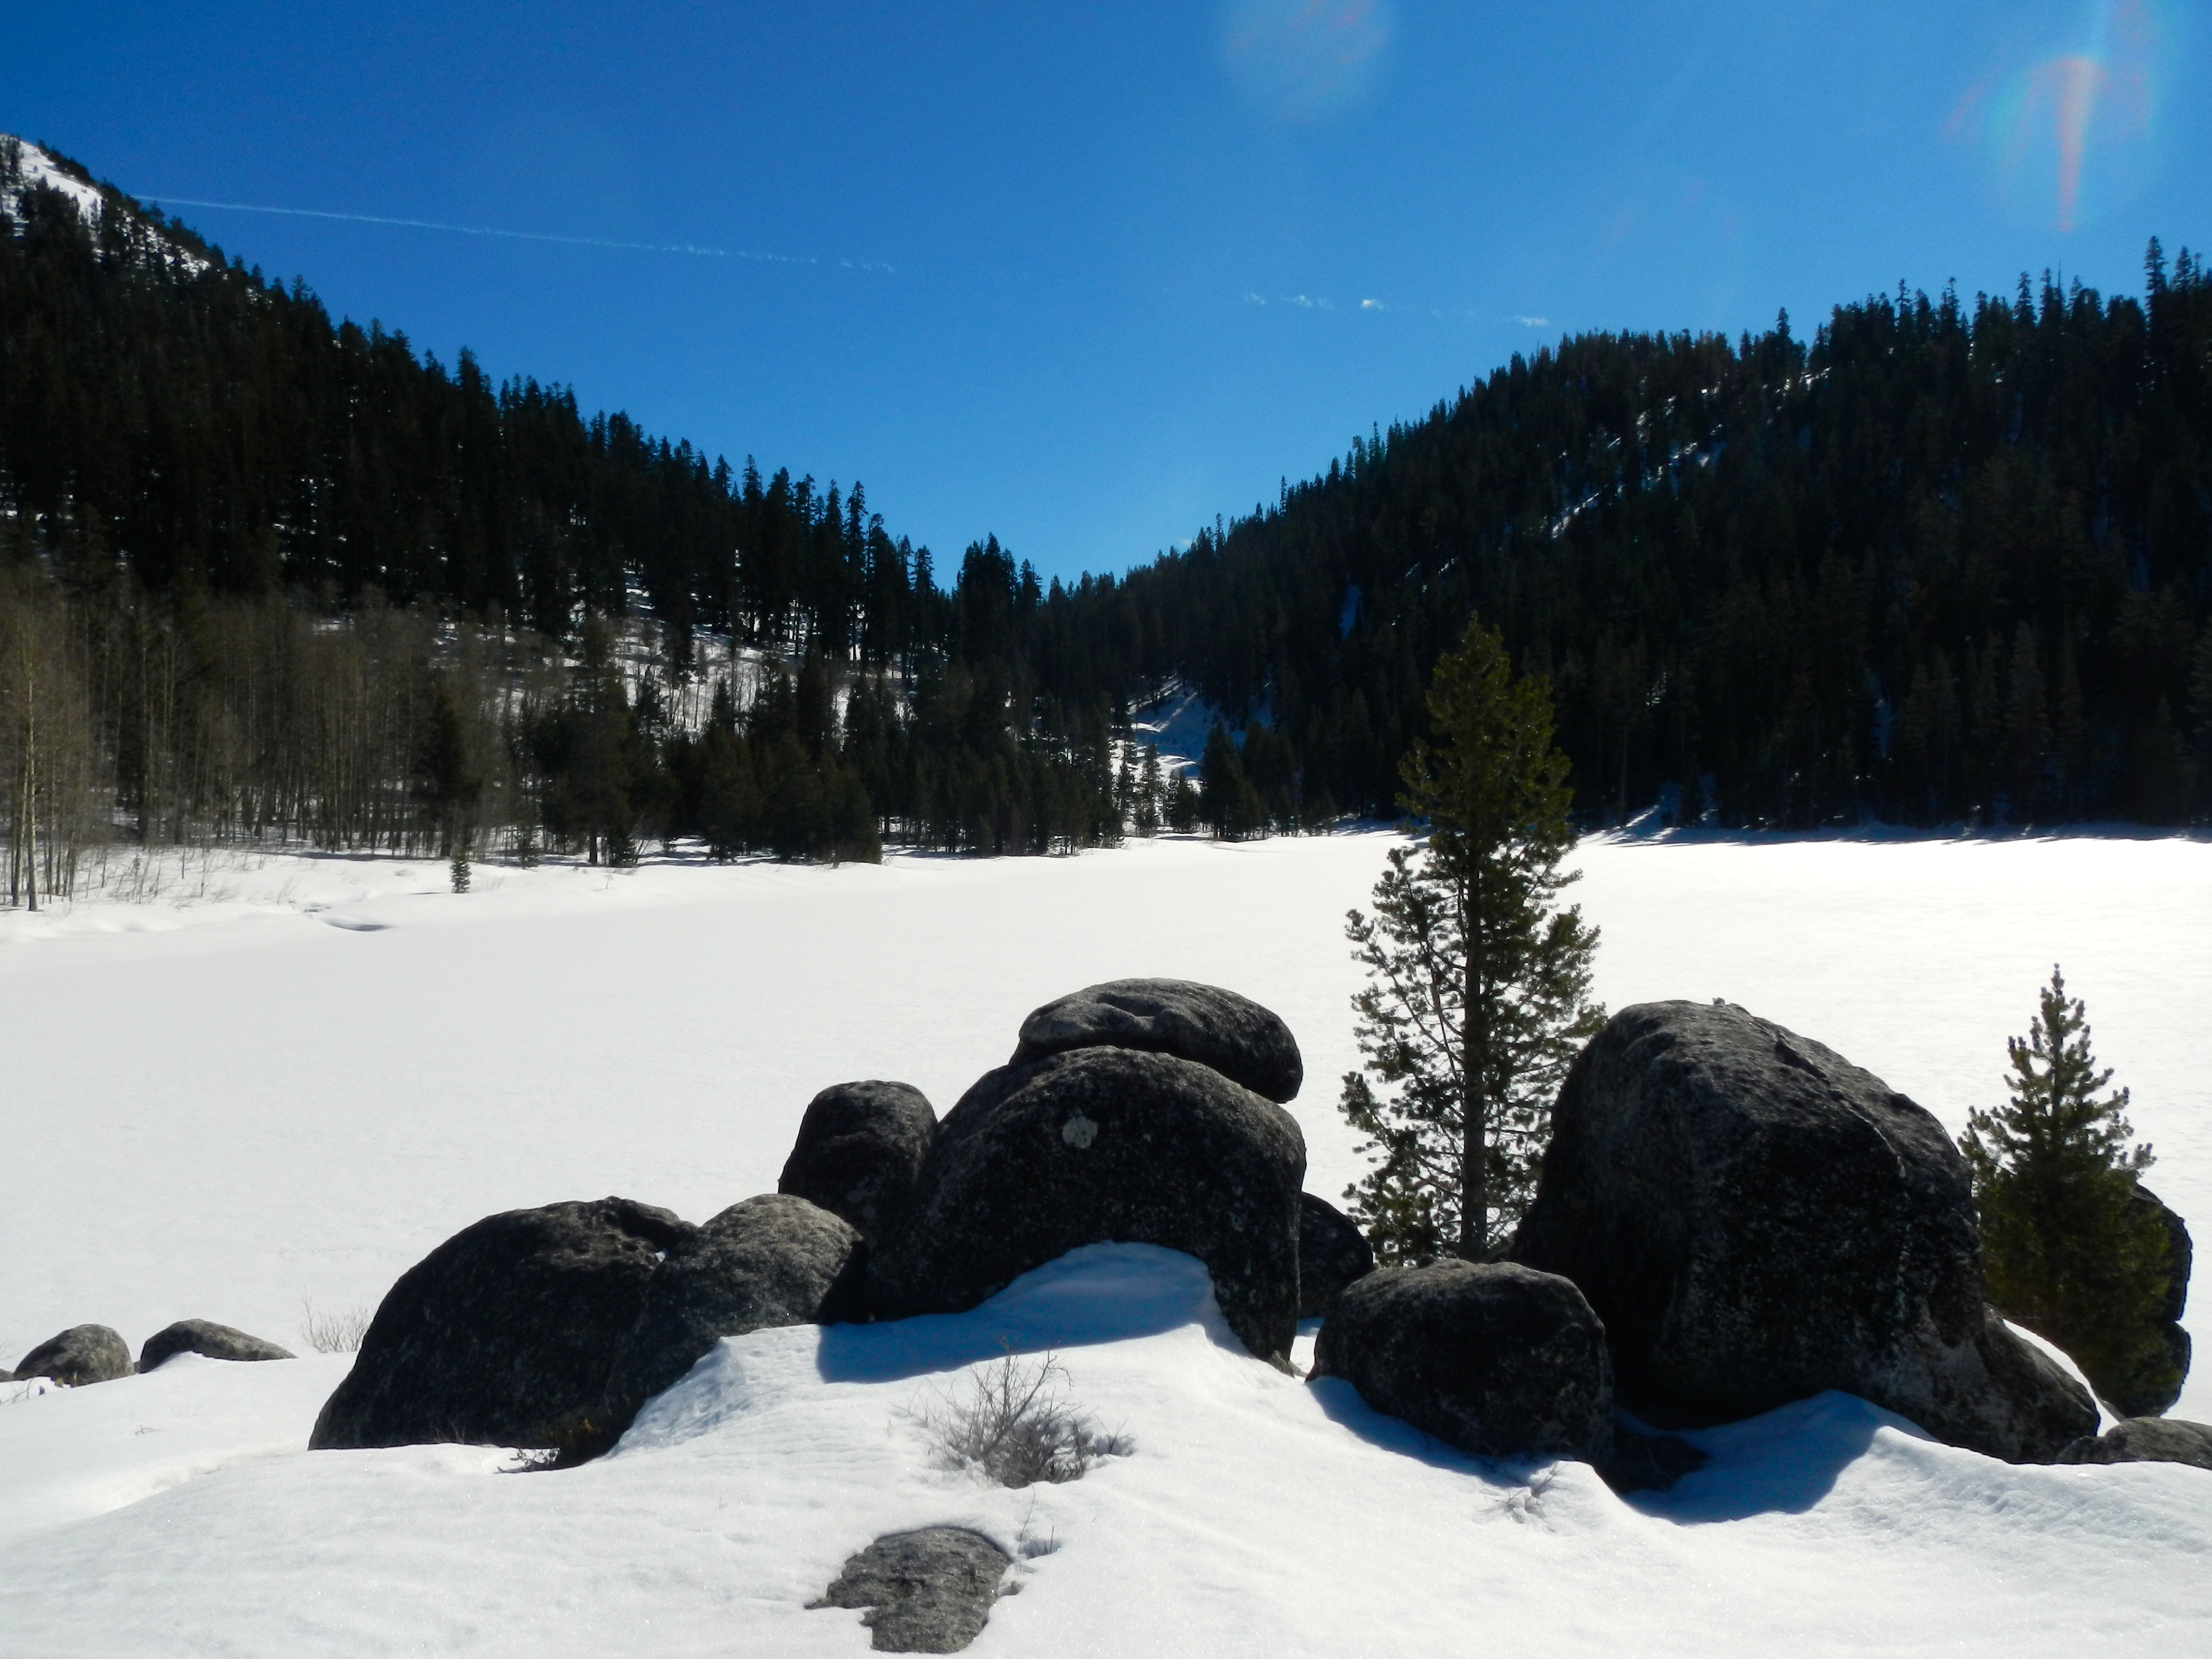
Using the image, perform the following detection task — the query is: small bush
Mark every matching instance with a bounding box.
[917,1350,1130,1488]
[300,1298,373,1354]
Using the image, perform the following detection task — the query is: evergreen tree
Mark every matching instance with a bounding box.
[1339,615,1604,1261]
[1960,966,2181,1409]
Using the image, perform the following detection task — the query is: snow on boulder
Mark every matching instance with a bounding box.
[867,1047,1305,1362]
[1311,1259,1614,1463]
[137,1319,293,1372]
[2056,1416,2212,1471]
[1009,977,1305,1103]
[1510,1000,2097,1463]
[309,1196,694,1454]
[600,1193,865,1443]
[12,1324,132,1387]
[778,1080,938,1240]
[1297,1191,1373,1319]
[808,1527,1012,1653]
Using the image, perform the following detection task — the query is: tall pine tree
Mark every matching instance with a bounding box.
[1339,615,1604,1261]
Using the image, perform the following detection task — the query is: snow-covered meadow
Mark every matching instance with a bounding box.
[3,830,2209,1653]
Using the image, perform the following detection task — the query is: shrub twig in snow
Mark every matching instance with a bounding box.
[916,1349,1130,1489]
[300,1298,373,1354]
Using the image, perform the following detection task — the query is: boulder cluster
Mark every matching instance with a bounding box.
[307,978,1318,1456]
[21,980,2196,1504]
[6,1318,292,1386]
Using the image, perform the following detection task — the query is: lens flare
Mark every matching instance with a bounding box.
[1950,0,2167,232]
[1223,0,1394,122]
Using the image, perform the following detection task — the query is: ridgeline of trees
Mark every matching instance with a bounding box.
[7,133,2212,901]
[1076,253,2212,829]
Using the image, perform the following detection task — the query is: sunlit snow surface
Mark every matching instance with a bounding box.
[1,831,2208,1654]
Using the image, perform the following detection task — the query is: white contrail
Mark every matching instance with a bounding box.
[140,194,894,271]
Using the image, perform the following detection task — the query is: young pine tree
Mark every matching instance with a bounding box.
[1960,966,2181,1410]
[1340,615,1604,1262]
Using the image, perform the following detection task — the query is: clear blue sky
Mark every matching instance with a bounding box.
[7,2,2206,581]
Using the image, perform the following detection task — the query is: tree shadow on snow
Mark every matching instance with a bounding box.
[815,1243,1248,1384]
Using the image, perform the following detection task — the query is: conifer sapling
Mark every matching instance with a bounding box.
[1960,966,2180,1410]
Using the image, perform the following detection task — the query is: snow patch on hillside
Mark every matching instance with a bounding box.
[0,136,106,227]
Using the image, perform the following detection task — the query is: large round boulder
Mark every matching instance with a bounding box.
[309,1196,694,1454]
[139,1319,294,1371]
[1298,1192,1375,1319]
[868,1046,1305,1361]
[602,1193,864,1435]
[2056,1417,2212,1471]
[1311,1259,1613,1462]
[779,1081,937,1240]
[14,1324,132,1387]
[1010,978,1304,1103]
[1509,1001,2096,1463]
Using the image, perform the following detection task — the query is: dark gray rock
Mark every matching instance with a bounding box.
[1298,1192,1374,1319]
[602,1193,864,1434]
[1312,1259,1614,1462]
[2137,1185,2194,1325]
[14,1324,132,1387]
[309,1196,694,1455]
[1509,1001,2097,1464]
[779,1081,937,1239]
[869,1046,1305,1361]
[1010,978,1304,1102]
[2056,1416,2212,1471]
[139,1319,295,1372]
[809,1527,1011,1653]
[2100,1185,2195,1419]
[1600,1420,1710,1493]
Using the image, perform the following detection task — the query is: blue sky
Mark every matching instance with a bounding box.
[7,2,2207,581]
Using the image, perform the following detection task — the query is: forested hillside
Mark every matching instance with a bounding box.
[5,132,2211,899]
[1050,259,2212,829]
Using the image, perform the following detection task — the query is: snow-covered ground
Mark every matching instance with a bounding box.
[3,830,2208,1653]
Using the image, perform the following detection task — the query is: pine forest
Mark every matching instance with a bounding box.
[4,136,2211,899]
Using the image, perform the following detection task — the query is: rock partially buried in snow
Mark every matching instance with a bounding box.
[1509,1001,2096,1463]
[600,1193,864,1444]
[13,1324,132,1387]
[868,1046,1305,1362]
[138,1319,294,1371]
[1312,1259,1614,1463]
[809,1527,1012,1653]
[778,1081,938,1240]
[309,1196,694,1454]
[1010,977,1304,1102]
[2056,1417,2212,1471]
[2053,1416,2212,1478]
[1298,1192,1374,1319]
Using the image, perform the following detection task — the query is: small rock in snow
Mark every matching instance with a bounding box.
[137,1319,295,1371]
[13,1324,132,1387]
[809,1526,1012,1653]
[2056,1417,2212,1471]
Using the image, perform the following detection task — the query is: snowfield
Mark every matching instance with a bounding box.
[2,830,2209,1654]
